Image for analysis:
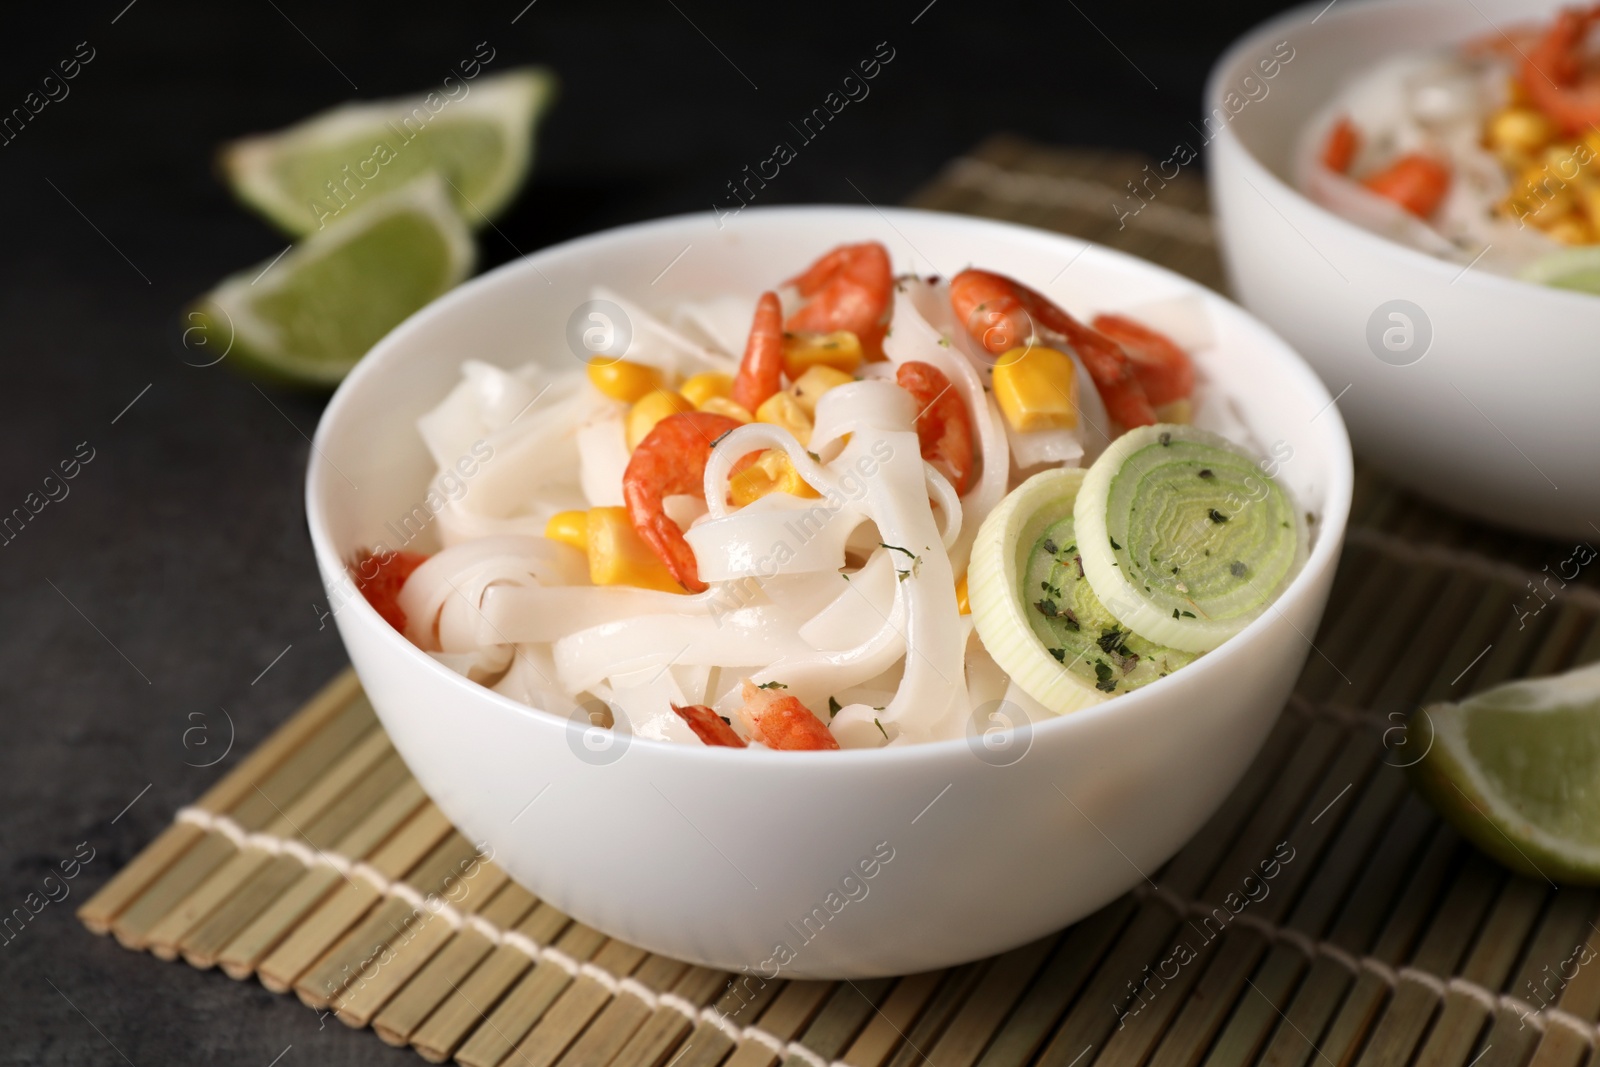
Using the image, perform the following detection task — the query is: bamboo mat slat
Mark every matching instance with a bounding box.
[77,135,1600,1067]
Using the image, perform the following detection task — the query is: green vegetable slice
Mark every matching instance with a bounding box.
[969,468,1196,714]
[1518,247,1600,296]
[1075,424,1306,653]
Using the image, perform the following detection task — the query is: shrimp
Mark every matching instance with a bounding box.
[623,411,744,593]
[1089,315,1195,408]
[736,680,839,750]
[732,291,784,414]
[895,361,974,494]
[1321,116,1360,174]
[785,241,894,360]
[351,548,429,632]
[1520,4,1600,134]
[948,269,1157,428]
[1361,154,1452,218]
[671,704,747,748]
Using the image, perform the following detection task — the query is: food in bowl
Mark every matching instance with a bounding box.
[1300,3,1600,291]
[351,241,1312,751]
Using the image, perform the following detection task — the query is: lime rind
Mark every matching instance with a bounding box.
[190,176,474,387]
[221,67,556,236]
[1410,661,1600,885]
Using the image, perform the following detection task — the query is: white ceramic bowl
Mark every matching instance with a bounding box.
[306,206,1353,978]
[1209,0,1600,539]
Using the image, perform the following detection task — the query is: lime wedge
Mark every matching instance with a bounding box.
[221,67,556,235]
[188,177,474,386]
[1518,247,1600,295]
[1409,661,1600,884]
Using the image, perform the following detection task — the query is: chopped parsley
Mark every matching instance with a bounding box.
[874,718,889,741]
[1043,538,1058,555]
[1097,628,1130,658]
[1158,432,1172,446]
[1198,468,1215,480]
[1229,561,1247,577]
[827,696,842,718]
[757,680,787,690]
[709,428,736,449]
[1209,509,1229,524]
[806,450,820,462]
[1048,647,1067,663]
[1094,661,1117,692]
[1109,537,1122,550]
[1180,609,1196,618]
[880,542,917,559]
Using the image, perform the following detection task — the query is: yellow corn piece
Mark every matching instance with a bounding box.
[626,389,696,449]
[729,450,822,506]
[680,372,733,408]
[1154,398,1193,425]
[544,510,589,551]
[588,358,665,403]
[697,396,753,422]
[786,365,854,416]
[992,346,1078,433]
[782,330,864,378]
[955,573,970,615]
[755,391,814,446]
[585,506,683,593]
[1485,107,1557,164]
[1547,213,1595,244]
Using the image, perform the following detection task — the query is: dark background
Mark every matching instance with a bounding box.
[0,0,1295,1060]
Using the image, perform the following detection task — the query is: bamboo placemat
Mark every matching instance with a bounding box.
[79,136,1600,1067]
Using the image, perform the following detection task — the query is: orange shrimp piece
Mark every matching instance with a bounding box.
[1361,154,1452,218]
[785,241,894,360]
[948,269,1157,428]
[1089,315,1195,408]
[1321,116,1360,173]
[732,291,784,414]
[671,704,748,748]
[737,681,839,751]
[623,411,744,593]
[895,361,974,495]
[1520,4,1600,134]
[351,548,429,632]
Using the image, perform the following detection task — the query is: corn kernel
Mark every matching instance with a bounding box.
[782,330,864,379]
[755,391,814,446]
[588,358,665,403]
[992,346,1079,433]
[679,372,733,408]
[786,365,855,416]
[729,450,823,506]
[696,396,753,422]
[1548,213,1595,244]
[585,506,684,593]
[626,389,696,449]
[1486,107,1557,163]
[955,573,970,615]
[544,510,589,551]
[1154,398,1193,425]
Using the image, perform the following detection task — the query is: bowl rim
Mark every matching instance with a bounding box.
[306,203,1355,765]
[1206,0,1600,312]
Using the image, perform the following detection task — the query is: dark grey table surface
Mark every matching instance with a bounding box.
[0,0,1295,1060]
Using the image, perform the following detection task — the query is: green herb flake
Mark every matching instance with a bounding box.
[1209,509,1229,524]
[1094,661,1117,692]
[1034,597,1059,618]
[880,542,917,559]
[1159,432,1172,446]
[1109,537,1122,550]
[1048,647,1067,663]
[1042,538,1059,555]
[806,450,820,462]
[1181,610,1196,618]
[1230,561,1247,577]
[874,718,889,741]
[1172,608,1180,619]
[828,696,843,718]
[757,680,788,690]
[709,428,736,449]
[1198,468,1215,479]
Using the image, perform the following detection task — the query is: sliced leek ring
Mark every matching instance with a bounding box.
[1075,424,1306,653]
[969,468,1197,713]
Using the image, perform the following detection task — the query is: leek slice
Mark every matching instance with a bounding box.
[1075,424,1306,652]
[969,468,1196,714]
